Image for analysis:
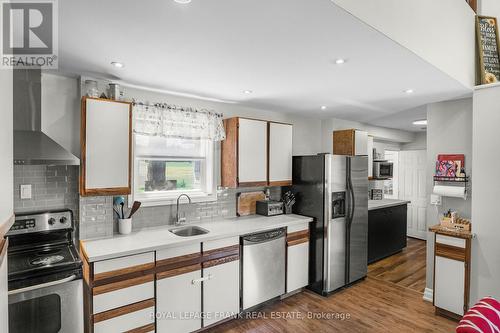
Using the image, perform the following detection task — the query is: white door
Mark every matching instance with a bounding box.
[269,122,293,184]
[156,270,202,333]
[399,150,427,239]
[203,260,240,327]
[238,118,267,184]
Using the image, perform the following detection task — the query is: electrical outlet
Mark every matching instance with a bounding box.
[430,194,442,206]
[20,184,32,199]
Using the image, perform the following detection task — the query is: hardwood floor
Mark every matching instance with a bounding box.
[207,278,455,333]
[368,237,427,293]
[208,238,456,332]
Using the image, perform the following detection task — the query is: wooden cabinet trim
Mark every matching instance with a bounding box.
[221,118,239,188]
[93,274,154,296]
[203,244,239,261]
[124,323,156,333]
[435,243,466,262]
[287,230,310,246]
[80,96,133,196]
[94,263,155,284]
[156,263,201,280]
[268,180,292,187]
[93,298,155,323]
[203,254,239,269]
[0,238,8,269]
[238,181,268,187]
[156,252,202,272]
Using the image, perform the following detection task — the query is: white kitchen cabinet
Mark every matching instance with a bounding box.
[367,135,374,178]
[269,122,293,186]
[286,225,309,293]
[156,243,202,333]
[202,237,240,327]
[355,130,368,156]
[203,260,240,327]
[80,97,132,196]
[434,256,465,315]
[432,232,472,318]
[238,118,268,185]
[157,269,202,333]
[221,117,293,188]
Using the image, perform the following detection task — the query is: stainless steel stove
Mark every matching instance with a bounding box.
[6,210,83,333]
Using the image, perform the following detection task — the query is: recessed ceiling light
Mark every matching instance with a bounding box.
[243,90,253,94]
[404,89,414,94]
[174,0,191,3]
[111,62,124,68]
[321,106,327,110]
[335,58,346,65]
[412,119,427,126]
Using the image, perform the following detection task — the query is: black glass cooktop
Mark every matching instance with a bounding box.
[8,244,81,281]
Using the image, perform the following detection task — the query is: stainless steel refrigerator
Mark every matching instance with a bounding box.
[292,153,368,295]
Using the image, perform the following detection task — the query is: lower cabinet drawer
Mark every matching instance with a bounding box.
[93,275,155,314]
[93,300,155,333]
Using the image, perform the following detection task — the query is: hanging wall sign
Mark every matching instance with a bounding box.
[476,16,500,84]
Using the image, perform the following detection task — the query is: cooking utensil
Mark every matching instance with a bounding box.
[128,201,141,218]
[120,202,125,219]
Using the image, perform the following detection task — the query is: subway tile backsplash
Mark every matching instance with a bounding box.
[12,165,283,240]
[79,186,282,240]
[13,165,80,233]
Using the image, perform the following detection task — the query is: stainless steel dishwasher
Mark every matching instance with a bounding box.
[242,228,286,309]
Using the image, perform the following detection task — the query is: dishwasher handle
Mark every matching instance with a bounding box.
[242,228,286,245]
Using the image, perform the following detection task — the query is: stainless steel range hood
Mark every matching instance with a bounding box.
[13,69,80,165]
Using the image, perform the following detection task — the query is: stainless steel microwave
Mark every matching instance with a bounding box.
[373,161,393,179]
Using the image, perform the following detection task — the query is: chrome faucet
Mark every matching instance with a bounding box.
[175,194,192,225]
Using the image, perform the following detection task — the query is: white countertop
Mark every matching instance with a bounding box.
[81,214,313,262]
[368,199,410,211]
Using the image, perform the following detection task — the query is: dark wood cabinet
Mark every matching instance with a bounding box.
[368,204,407,264]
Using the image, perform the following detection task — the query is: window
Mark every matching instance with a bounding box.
[133,134,215,206]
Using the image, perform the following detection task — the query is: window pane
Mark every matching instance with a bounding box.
[135,135,206,158]
[136,159,202,193]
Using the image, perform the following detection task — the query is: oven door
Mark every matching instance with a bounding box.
[8,274,83,333]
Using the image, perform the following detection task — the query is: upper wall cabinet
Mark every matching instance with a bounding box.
[269,122,293,186]
[80,97,132,196]
[333,129,368,156]
[221,117,293,188]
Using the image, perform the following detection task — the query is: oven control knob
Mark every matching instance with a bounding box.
[59,216,67,224]
[48,217,56,225]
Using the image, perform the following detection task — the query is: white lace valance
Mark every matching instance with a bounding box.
[133,102,226,141]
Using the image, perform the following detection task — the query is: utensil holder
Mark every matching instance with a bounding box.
[118,218,132,235]
[284,205,293,214]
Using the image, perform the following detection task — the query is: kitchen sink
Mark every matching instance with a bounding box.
[169,226,209,237]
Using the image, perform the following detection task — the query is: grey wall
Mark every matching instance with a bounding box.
[0,68,13,227]
[471,85,500,302]
[402,132,426,150]
[425,98,473,290]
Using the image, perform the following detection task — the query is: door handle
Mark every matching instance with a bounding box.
[191,274,213,285]
[8,275,77,295]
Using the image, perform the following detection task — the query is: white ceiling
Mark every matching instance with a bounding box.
[58,0,471,126]
[369,105,428,132]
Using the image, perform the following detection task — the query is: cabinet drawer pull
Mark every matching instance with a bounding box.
[191,274,213,285]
